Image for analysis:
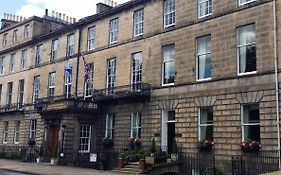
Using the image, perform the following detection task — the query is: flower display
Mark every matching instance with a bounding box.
[128,138,142,149]
[134,138,141,146]
[197,139,214,151]
[240,140,261,152]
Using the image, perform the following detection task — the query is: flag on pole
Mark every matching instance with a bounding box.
[65,63,72,83]
[81,52,89,80]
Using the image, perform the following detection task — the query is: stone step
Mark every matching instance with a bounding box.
[124,164,139,169]
[122,167,141,172]
[127,161,139,165]
[111,169,141,174]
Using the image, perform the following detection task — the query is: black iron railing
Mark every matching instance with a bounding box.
[232,151,279,175]
[93,83,151,101]
[0,145,38,162]
[0,103,25,113]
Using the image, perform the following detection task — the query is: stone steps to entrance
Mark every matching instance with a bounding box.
[111,161,142,174]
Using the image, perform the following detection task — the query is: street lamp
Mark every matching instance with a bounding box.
[60,124,67,164]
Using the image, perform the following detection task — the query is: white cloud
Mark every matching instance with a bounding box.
[16,0,130,19]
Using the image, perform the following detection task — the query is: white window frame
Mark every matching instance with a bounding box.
[67,34,74,57]
[198,107,213,141]
[17,79,24,108]
[0,84,2,105]
[6,82,13,106]
[163,0,176,28]
[239,0,256,6]
[105,114,114,138]
[162,44,175,86]
[21,49,27,70]
[64,67,72,99]
[0,56,4,75]
[3,33,7,46]
[131,52,143,91]
[29,119,37,139]
[24,24,29,38]
[13,29,18,42]
[48,72,56,99]
[133,8,144,37]
[79,125,91,153]
[35,44,42,66]
[87,26,96,51]
[84,63,94,98]
[14,121,20,144]
[33,76,40,103]
[196,35,212,81]
[130,112,141,139]
[106,58,116,94]
[198,0,212,18]
[109,18,119,44]
[3,122,8,144]
[241,104,260,142]
[237,24,256,76]
[9,53,15,73]
[51,39,58,62]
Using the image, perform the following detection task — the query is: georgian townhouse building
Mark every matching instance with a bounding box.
[0,0,280,174]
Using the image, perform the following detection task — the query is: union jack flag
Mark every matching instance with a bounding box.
[81,53,89,80]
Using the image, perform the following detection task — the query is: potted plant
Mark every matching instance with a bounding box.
[171,138,178,161]
[197,139,214,151]
[134,138,141,149]
[50,144,58,165]
[240,140,261,152]
[146,138,156,165]
[117,152,126,168]
[36,146,44,163]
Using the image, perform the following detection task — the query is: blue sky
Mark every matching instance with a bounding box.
[0,0,130,20]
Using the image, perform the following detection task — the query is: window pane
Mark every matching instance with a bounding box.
[200,125,213,140]
[198,54,212,79]
[239,45,256,73]
[244,125,260,142]
[168,111,175,121]
[243,104,259,123]
[200,107,213,124]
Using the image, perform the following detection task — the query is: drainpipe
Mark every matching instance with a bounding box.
[273,0,280,170]
[75,27,82,98]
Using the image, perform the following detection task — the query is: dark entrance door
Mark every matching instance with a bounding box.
[167,111,175,154]
[167,122,175,154]
[47,125,59,159]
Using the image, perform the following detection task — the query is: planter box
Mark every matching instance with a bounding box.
[145,156,155,165]
[117,158,125,168]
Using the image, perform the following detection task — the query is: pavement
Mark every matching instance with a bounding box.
[0,159,119,175]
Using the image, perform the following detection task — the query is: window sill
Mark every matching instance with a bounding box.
[164,24,175,30]
[238,71,257,76]
[239,0,256,6]
[196,77,212,82]
[79,151,90,154]
[162,83,175,87]
[198,13,212,19]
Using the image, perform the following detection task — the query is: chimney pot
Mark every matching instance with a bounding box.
[45,9,48,16]
[66,16,69,23]
[63,14,65,21]
[59,13,62,20]
[20,16,23,22]
[16,15,19,22]
[70,17,72,23]
[73,18,76,23]
[52,11,55,17]
[13,15,15,21]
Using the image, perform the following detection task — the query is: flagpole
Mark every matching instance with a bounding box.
[75,27,82,98]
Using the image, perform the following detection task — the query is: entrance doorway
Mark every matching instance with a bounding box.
[47,122,59,160]
[161,110,175,154]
